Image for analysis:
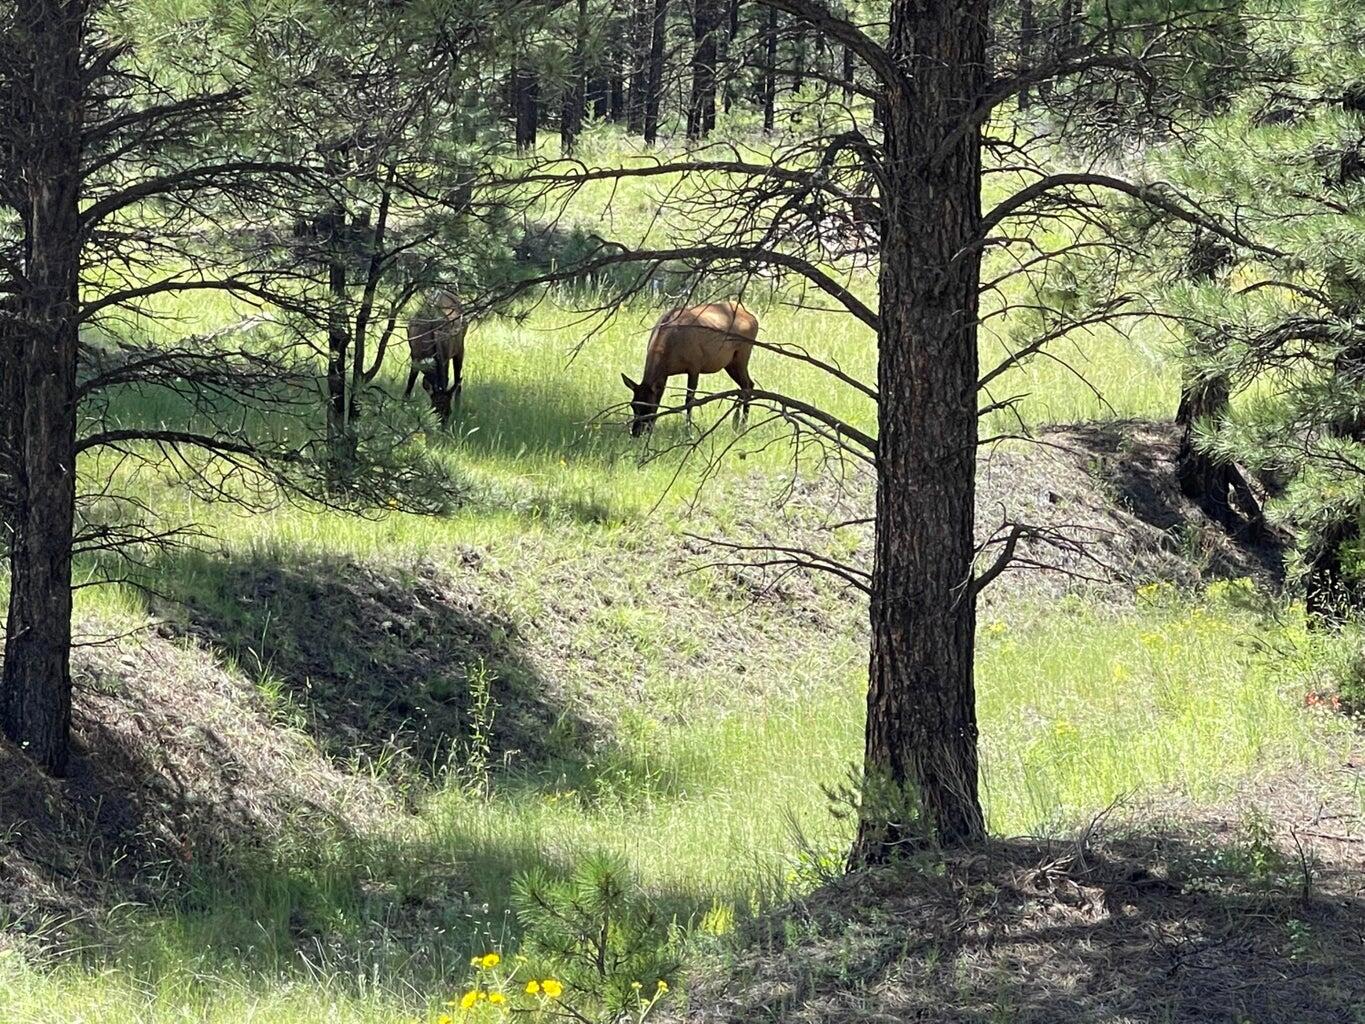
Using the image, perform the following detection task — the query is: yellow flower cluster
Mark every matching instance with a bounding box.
[433,952,577,1019]
[525,978,563,999]
[446,988,508,1013]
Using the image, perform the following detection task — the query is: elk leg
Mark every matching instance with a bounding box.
[404,365,419,398]
[685,372,699,426]
[725,364,755,426]
[453,351,465,400]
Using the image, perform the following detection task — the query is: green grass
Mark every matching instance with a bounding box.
[5,572,1351,1023]
[0,130,1339,1023]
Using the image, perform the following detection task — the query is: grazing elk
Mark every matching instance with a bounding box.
[405,289,467,424]
[620,301,759,437]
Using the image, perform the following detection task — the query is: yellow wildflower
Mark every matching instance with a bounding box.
[542,978,564,999]
[437,1016,454,1024]
[632,981,643,991]
[460,991,480,1010]
[489,993,506,1005]
[525,980,541,996]
[473,952,501,970]
[656,980,669,994]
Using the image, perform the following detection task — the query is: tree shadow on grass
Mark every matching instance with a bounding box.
[156,549,626,781]
[1061,420,1285,584]
[3,549,724,992]
[702,824,1365,1024]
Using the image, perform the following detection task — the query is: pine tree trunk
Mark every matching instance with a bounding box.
[325,211,351,457]
[562,0,589,155]
[643,0,669,145]
[1174,235,1264,540]
[791,25,806,94]
[515,67,540,154]
[721,0,740,112]
[687,0,721,140]
[609,74,626,121]
[0,305,17,547]
[852,0,989,862]
[842,43,854,102]
[1306,343,1365,622]
[1306,518,1358,624]
[762,6,777,132]
[627,0,651,132]
[1018,0,1035,110]
[1039,0,1076,102]
[1175,374,1231,512]
[2,0,83,775]
[590,78,610,120]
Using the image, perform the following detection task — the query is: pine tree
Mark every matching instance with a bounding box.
[1155,0,1365,618]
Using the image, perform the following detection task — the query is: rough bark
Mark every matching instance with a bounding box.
[627,0,651,132]
[687,0,722,139]
[1306,343,1365,622]
[0,306,16,545]
[514,66,540,153]
[643,0,669,145]
[1305,518,1358,624]
[590,77,611,121]
[852,0,989,861]
[1,0,84,774]
[721,0,740,114]
[1018,0,1035,110]
[324,205,352,455]
[1175,375,1264,539]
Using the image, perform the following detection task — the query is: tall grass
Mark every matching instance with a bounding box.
[5,580,1351,1023]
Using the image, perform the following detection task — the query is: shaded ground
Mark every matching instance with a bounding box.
[976,421,1285,600]
[672,763,1365,1024]
[0,552,609,950]
[0,633,390,944]
[165,552,573,776]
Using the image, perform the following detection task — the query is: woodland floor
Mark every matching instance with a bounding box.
[0,419,1349,1024]
[668,762,1365,1024]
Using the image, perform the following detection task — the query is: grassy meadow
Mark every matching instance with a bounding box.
[0,132,1355,1023]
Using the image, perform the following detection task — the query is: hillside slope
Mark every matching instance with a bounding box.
[0,418,1304,970]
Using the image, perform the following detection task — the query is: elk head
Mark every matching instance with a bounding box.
[621,374,663,437]
[422,373,461,424]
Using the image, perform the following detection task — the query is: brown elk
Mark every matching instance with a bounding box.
[405,289,467,423]
[620,301,758,437]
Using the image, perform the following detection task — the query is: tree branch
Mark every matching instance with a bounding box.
[982,173,1282,258]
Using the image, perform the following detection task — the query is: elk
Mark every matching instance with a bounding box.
[620,301,759,437]
[405,289,467,423]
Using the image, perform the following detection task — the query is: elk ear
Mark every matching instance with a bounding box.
[621,373,639,393]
